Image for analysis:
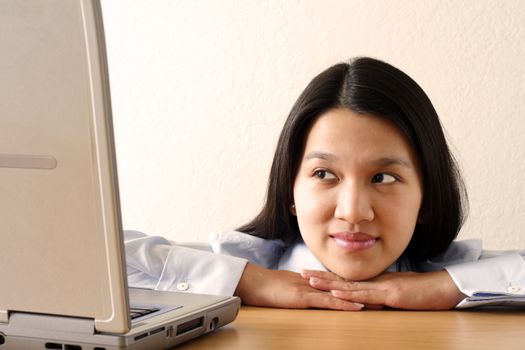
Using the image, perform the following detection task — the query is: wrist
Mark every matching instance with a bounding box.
[234,263,266,304]
[439,270,467,308]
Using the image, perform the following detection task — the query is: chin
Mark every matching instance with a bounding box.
[332,267,384,281]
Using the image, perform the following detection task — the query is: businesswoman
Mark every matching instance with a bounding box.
[125,57,525,310]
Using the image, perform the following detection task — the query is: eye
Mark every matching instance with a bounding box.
[313,169,337,180]
[371,173,397,184]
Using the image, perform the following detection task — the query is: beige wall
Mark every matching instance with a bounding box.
[101,0,525,249]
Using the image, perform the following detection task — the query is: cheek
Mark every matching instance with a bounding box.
[293,181,333,234]
[377,193,422,245]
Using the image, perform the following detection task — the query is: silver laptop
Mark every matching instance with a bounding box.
[0,0,240,348]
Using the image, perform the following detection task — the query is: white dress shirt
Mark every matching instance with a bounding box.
[124,230,525,308]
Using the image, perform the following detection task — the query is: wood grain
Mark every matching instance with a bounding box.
[179,306,525,349]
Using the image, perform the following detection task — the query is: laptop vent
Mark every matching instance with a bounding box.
[45,343,106,350]
[45,344,83,350]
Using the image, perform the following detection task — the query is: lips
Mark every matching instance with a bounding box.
[330,232,378,251]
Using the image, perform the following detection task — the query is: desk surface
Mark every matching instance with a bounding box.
[179,306,525,349]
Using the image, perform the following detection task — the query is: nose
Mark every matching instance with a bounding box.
[334,183,374,224]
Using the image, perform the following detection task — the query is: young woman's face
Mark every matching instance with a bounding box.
[293,108,423,280]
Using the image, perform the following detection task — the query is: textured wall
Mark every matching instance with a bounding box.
[101,0,525,249]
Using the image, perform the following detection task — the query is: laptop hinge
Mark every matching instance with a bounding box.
[0,310,8,323]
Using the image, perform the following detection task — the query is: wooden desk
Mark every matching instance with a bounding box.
[179,306,525,349]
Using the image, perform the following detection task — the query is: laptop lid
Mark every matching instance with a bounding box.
[0,0,130,333]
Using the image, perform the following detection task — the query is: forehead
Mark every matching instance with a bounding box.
[303,108,418,164]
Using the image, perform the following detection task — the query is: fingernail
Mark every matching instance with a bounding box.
[310,277,320,284]
[353,302,365,309]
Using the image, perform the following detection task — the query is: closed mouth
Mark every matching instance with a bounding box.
[330,232,379,251]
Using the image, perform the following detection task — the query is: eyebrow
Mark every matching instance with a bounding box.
[374,157,413,169]
[304,151,413,169]
[304,151,338,162]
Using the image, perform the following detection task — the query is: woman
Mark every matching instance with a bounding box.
[125,57,524,310]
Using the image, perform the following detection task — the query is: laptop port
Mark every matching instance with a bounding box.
[64,345,82,350]
[134,332,148,341]
[166,326,174,337]
[176,317,204,336]
[208,317,219,331]
[150,327,165,336]
[45,343,62,349]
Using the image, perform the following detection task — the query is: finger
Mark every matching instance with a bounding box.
[309,277,365,291]
[307,292,364,311]
[331,289,388,306]
[301,269,344,281]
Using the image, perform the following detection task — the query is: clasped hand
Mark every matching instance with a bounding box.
[302,269,466,310]
[235,263,465,311]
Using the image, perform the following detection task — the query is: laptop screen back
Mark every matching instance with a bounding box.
[0,0,130,333]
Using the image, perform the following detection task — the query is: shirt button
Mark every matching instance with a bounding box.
[507,286,521,293]
[177,282,189,291]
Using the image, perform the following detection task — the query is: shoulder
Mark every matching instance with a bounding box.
[430,239,484,263]
[209,230,287,268]
[415,239,488,272]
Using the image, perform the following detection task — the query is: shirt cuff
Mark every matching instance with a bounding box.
[155,245,248,296]
[445,253,525,308]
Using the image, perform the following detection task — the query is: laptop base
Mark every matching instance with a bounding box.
[0,289,240,350]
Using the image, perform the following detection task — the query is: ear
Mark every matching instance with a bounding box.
[290,204,297,216]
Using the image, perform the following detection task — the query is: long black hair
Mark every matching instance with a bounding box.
[237,57,468,262]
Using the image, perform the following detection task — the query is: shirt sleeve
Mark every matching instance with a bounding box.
[421,239,525,308]
[124,230,248,296]
[446,253,525,308]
